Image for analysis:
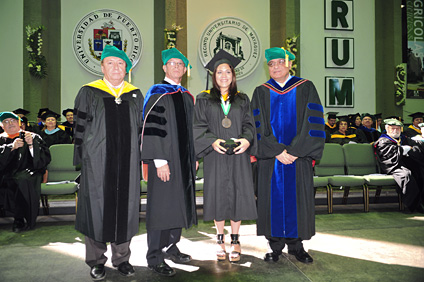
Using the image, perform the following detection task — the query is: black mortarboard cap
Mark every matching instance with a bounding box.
[204,49,241,73]
[408,112,424,120]
[374,113,382,119]
[13,108,30,116]
[362,113,375,120]
[336,115,349,122]
[349,112,360,119]
[204,49,241,90]
[62,108,74,117]
[41,110,60,120]
[37,108,50,118]
[326,112,338,119]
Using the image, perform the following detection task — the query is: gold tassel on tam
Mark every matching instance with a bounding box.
[187,64,191,77]
[281,47,289,67]
[129,68,132,83]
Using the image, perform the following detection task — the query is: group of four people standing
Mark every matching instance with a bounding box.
[72,44,325,280]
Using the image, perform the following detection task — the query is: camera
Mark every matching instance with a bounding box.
[19,131,25,141]
[219,139,240,155]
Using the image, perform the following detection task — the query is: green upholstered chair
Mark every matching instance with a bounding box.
[314,144,340,213]
[313,176,330,213]
[40,144,79,215]
[315,143,366,213]
[342,143,402,211]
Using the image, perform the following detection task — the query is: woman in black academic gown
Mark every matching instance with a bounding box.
[39,110,72,147]
[193,50,257,262]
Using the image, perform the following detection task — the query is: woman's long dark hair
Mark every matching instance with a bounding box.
[210,63,237,103]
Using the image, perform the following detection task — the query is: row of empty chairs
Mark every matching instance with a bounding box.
[313,143,403,213]
[40,143,403,215]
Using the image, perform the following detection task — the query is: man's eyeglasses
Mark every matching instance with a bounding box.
[167,61,185,68]
[267,59,286,67]
[2,119,18,125]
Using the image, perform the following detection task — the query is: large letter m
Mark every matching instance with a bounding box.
[328,78,353,106]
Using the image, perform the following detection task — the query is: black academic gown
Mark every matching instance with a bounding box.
[251,77,325,240]
[329,129,361,145]
[325,123,337,137]
[0,132,51,228]
[357,126,381,143]
[193,90,257,222]
[73,80,143,244]
[404,125,421,138]
[61,121,74,138]
[141,81,197,231]
[40,128,72,147]
[374,134,424,210]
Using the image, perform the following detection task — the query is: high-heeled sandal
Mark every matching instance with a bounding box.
[229,234,241,262]
[216,234,226,261]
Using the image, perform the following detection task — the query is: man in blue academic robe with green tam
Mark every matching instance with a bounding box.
[251,47,325,264]
[73,44,144,280]
[141,48,197,277]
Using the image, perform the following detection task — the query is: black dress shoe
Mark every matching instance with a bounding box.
[288,249,313,263]
[164,252,192,263]
[12,218,28,233]
[148,262,176,277]
[90,264,106,280]
[113,261,135,276]
[264,252,280,262]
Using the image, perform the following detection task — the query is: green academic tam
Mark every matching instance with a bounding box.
[161,48,190,68]
[265,47,295,63]
[0,111,19,122]
[384,118,403,127]
[101,45,132,73]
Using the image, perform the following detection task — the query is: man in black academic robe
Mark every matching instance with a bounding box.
[324,112,338,136]
[141,48,197,277]
[357,113,381,143]
[404,112,424,138]
[251,47,325,264]
[0,112,51,232]
[73,45,143,280]
[61,108,74,139]
[374,119,424,213]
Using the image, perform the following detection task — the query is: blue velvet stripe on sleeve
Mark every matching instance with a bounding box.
[308,116,325,125]
[309,129,326,138]
[307,102,323,113]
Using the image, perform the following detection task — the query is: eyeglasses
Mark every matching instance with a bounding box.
[167,61,185,68]
[267,59,286,67]
[2,119,18,125]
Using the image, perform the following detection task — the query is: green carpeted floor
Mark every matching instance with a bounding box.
[0,204,423,282]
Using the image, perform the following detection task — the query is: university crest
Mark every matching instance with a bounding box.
[198,17,261,80]
[72,9,143,76]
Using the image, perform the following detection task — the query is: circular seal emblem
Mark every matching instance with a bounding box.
[198,17,261,80]
[72,9,142,76]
